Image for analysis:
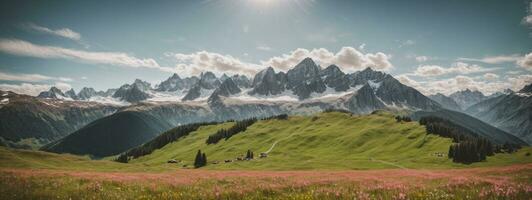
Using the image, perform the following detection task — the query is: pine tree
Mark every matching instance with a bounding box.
[194,150,202,168]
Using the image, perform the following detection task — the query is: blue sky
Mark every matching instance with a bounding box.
[0,0,531,95]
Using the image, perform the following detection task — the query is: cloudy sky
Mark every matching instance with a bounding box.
[0,0,531,95]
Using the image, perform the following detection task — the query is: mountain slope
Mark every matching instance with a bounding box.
[465,91,532,144]
[40,102,218,157]
[129,111,457,170]
[429,93,461,111]
[42,111,173,157]
[0,91,118,149]
[449,89,487,110]
[411,109,526,145]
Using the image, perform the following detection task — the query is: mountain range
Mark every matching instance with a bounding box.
[1,57,530,156]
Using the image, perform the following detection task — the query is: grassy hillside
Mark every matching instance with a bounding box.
[129,111,532,170]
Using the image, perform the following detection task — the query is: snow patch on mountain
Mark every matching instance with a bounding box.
[147,90,187,102]
[367,80,382,90]
[86,96,131,106]
[233,89,299,102]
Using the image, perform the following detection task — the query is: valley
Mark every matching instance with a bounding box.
[0,111,531,199]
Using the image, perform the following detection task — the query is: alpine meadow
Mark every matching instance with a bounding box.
[0,0,531,199]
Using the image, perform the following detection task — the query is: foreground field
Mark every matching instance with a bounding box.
[1,146,531,199]
[1,164,531,200]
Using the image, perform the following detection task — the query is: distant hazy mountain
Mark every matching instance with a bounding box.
[0,90,118,149]
[429,93,461,111]
[465,84,532,144]
[411,109,526,146]
[449,89,488,110]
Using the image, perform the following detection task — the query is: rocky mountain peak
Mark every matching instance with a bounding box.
[156,73,184,91]
[199,71,220,89]
[170,73,181,80]
[350,67,388,86]
[518,83,532,93]
[288,57,321,82]
[132,79,151,91]
[212,78,241,97]
[220,73,229,82]
[232,74,252,88]
[64,89,78,100]
[49,87,63,94]
[37,87,66,99]
[77,87,98,100]
[249,67,287,96]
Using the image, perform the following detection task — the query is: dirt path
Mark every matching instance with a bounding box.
[369,157,408,169]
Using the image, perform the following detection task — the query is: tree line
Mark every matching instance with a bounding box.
[395,116,412,122]
[324,108,352,114]
[115,121,218,163]
[206,118,257,144]
[419,116,520,164]
[448,138,493,163]
[261,114,288,121]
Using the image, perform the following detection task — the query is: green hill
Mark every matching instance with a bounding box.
[0,111,531,171]
[42,111,173,158]
[128,111,532,170]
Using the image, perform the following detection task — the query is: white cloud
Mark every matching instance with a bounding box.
[458,53,531,71]
[399,73,531,96]
[0,39,170,72]
[414,62,494,77]
[457,54,522,64]
[0,71,73,82]
[168,51,261,76]
[81,76,88,80]
[517,53,532,71]
[243,25,249,33]
[507,74,532,91]
[396,74,421,88]
[24,23,81,41]
[415,56,429,62]
[483,73,499,81]
[523,2,532,27]
[0,82,71,96]
[261,47,393,72]
[523,15,532,26]
[256,45,272,51]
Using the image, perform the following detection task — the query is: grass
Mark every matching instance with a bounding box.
[1,164,531,199]
[0,111,530,172]
[0,111,531,199]
[130,111,532,170]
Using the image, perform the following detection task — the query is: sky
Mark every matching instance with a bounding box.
[0,0,531,96]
